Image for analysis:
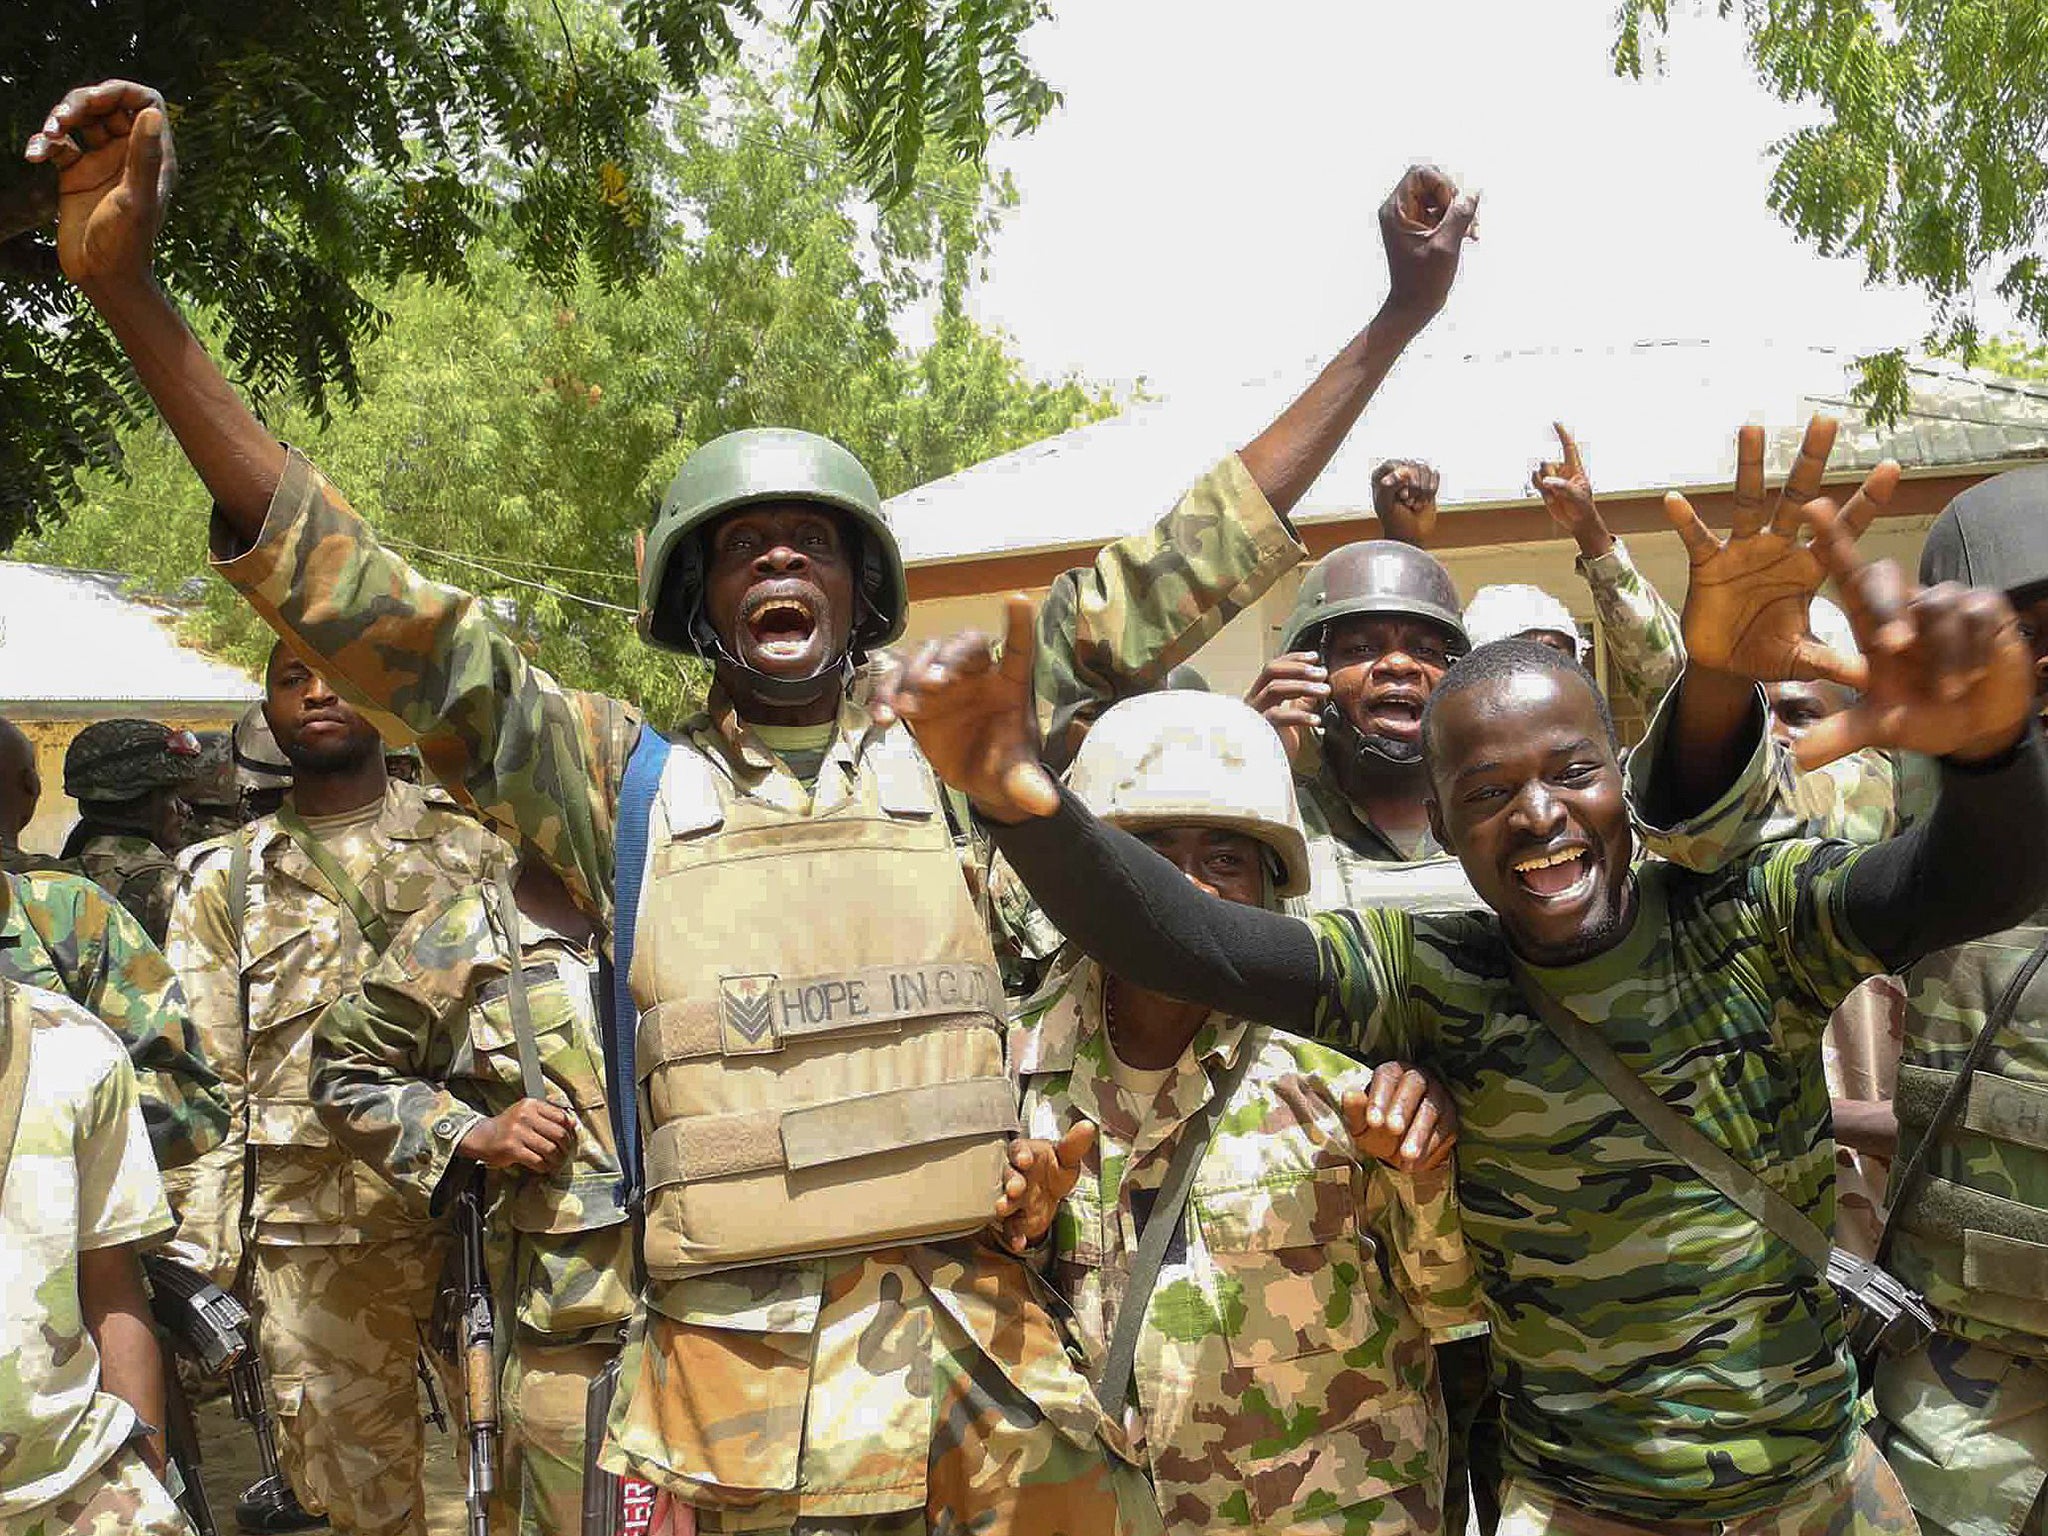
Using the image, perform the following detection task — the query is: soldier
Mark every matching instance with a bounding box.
[0,980,194,1536]
[60,718,209,943]
[29,78,1482,1533]
[161,640,511,1536]
[233,703,296,824]
[179,730,244,846]
[0,716,56,873]
[878,476,2046,1531]
[1462,583,1580,661]
[1861,466,2048,1536]
[311,853,630,1536]
[1008,689,1480,1536]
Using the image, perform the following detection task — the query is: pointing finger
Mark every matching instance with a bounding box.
[1554,422,1584,479]
[1663,492,1720,563]
[996,593,1038,687]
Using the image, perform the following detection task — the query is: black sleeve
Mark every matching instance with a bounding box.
[990,788,1323,1028]
[1845,725,2048,971]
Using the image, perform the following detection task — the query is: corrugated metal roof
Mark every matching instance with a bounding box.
[0,562,259,705]
[887,340,2048,566]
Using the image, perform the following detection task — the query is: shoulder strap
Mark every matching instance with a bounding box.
[1875,930,2048,1269]
[607,723,671,1212]
[490,868,548,1103]
[0,983,32,1205]
[1511,962,1834,1273]
[273,804,393,954]
[1093,1041,1257,1416]
[227,831,252,960]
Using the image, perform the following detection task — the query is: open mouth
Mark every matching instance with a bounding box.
[742,594,819,660]
[1511,845,1597,903]
[1366,693,1424,733]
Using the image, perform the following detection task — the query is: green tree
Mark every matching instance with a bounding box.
[2,0,1056,537]
[19,78,1114,722]
[1614,0,2048,419]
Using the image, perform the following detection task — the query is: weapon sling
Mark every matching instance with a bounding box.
[274,804,393,954]
[490,867,549,1102]
[1510,962,1935,1361]
[1092,1042,1256,1418]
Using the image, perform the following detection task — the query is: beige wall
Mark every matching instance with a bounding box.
[5,705,250,858]
[901,512,1939,734]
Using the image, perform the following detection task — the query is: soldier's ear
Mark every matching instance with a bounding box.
[1425,792,1452,856]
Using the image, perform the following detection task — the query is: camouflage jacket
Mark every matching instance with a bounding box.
[67,830,180,946]
[0,868,225,1170]
[1578,537,1683,713]
[213,446,1289,1507]
[1310,831,1883,1522]
[312,881,634,1339]
[1012,953,1475,1534]
[162,782,510,1285]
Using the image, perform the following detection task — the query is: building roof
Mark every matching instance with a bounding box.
[886,340,2048,567]
[0,561,259,707]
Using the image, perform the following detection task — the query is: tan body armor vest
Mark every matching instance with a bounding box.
[630,725,1015,1277]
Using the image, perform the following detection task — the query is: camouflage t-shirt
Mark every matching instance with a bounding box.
[0,985,174,1518]
[1310,842,1881,1521]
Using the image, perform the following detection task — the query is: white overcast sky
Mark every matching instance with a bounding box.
[962,0,1973,400]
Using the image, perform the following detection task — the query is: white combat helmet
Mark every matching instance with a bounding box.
[1463,583,1579,650]
[1064,689,1313,898]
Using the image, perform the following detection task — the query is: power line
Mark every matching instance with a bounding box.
[382,536,634,585]
[396,543,639,614]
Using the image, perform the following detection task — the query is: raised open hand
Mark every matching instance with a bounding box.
[1663,417,1900,686]
[1788,501,2034,771]
[871,595,1060,824]
[1380,165,1480,326]
[992,1121,1096,1252]
[23,80,176,295]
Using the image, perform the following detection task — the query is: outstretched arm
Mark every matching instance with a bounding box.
[878,598,1325,1026]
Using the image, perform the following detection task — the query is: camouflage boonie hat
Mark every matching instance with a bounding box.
[64,719,208,801]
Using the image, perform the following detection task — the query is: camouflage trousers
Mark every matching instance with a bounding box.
[603,1250,1163,1535]
[1494,1435,1915,1536]
[1873,1336,2048,1536]
[251,1234,454,1536]
[497,1330,617,1536]
[14,1441,196,1536]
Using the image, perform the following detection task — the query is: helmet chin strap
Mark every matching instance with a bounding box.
[1320,701,1423,772]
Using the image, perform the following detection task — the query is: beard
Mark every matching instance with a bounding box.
[282,731,382,775]
[1523,870,1637,967]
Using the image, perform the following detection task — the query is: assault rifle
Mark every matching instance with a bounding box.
[453,1169,498,1536]
[143,1254,292,1535]
[581,1345,662,1536]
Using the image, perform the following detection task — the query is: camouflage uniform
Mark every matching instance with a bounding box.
[69,829,183,945]
[1306,825,1901,1524]
[1871,902,2048,1536]
[0,866,225,1170]
[1012,952,1481,1536]
[1575,538,1683,713]
[312,881,634,1536]
[162,781,510,1536]
[209,445,1295,1531]
[0,982,186,1531]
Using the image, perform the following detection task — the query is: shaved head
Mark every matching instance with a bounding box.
[0,717,40,841]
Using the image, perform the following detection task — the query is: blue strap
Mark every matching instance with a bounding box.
[607,722,670,1212]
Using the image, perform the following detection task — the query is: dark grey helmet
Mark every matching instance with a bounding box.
[1280,542,1468,657]
[63,719,208,802]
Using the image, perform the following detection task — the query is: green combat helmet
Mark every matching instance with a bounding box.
[1065,689,1312,903]
[636,428,908,703]
[1280,541,1468,771]
[64,719,208,803]
[1280,541,1469,658]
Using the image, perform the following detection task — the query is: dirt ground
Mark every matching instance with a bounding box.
[184,1391,471,1536]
